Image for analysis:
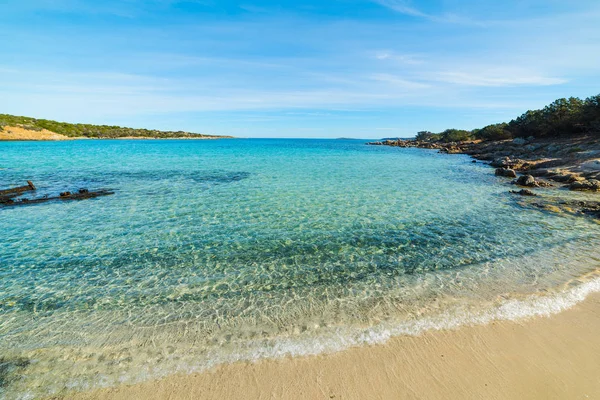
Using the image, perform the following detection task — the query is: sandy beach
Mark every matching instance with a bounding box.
[67,291,600,400]
[0,126,230,141]
[0,126,73,141]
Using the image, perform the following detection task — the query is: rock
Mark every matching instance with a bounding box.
[490,156,512,168]
[495,168,517,178]
[569,179,600,191]
[580,159,600,172]
[527,169,550,177]
[536,180,553,188]
[510,189,537,196]
[472,160,477,163]
[513,137,527,145]
[516,175,537,187]
[549,173,581,183]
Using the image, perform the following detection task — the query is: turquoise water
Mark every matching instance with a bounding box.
[1,139,600,398]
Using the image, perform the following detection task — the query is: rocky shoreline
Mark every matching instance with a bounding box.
[368,135,600,219]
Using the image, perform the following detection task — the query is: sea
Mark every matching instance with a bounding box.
[1,138,599,398]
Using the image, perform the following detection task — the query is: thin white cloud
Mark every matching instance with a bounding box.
[373,0,483,25]
[374,0,427,17]
[370,74,430,89]
[374,51,424,65]
[434,70,568,87]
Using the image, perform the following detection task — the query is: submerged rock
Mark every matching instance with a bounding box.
[510,189,537,196]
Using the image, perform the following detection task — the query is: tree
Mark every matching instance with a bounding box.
[475,123,512,141]
[415,131,436,141]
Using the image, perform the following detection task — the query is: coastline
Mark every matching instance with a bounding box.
[67,289,600,400]
[0,125,233,141]
[369,136,600,219]
[0,136,233,141]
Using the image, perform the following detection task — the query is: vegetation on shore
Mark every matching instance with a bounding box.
[415,94,600,143]
[0,114,231,139]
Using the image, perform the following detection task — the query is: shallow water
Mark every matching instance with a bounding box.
[1,139,599,398]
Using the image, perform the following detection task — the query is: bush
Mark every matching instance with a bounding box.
[475,123,513,141]
[439,129,473,142]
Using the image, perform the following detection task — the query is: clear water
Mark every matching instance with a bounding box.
[1,139,599,398]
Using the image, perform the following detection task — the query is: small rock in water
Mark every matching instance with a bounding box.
[510,189,537,196]
[516,175,537,187]
[495,168,517,178]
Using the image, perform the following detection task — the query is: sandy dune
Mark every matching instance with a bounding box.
[0,126,72,141]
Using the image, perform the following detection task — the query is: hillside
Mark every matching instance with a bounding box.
[413,94,600,143]
[0,114,232,140]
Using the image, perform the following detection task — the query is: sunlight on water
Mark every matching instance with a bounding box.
[1,139,599,398]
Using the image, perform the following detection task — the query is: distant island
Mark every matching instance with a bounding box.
[0,113,233,141]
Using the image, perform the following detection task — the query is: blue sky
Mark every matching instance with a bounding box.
[1,0,599,138]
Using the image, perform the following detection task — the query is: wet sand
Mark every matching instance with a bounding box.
[67,292,600,400]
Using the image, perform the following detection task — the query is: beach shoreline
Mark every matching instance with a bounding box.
[0,125,233,141]
[65,290,600,400]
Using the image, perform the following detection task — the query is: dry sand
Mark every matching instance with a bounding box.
[0,126,229,141]
[0,126,73,141]
[67,292,600,400]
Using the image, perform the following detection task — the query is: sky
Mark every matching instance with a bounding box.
[1,0,599,138]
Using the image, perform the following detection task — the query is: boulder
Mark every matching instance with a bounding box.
[491,156,512,168]
[549,173,581,183]
[527,169,550,177]
[513,137,527,145]
[536,180,553,188]
[516,175,537,187]
[569,179,600,191]
[495,168,517,178]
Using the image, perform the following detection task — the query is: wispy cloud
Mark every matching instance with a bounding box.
[374,0,427,17]
[433,69,568,87]
[370,73,430,89]
[373,51,424,65]
[373,0,483,25]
